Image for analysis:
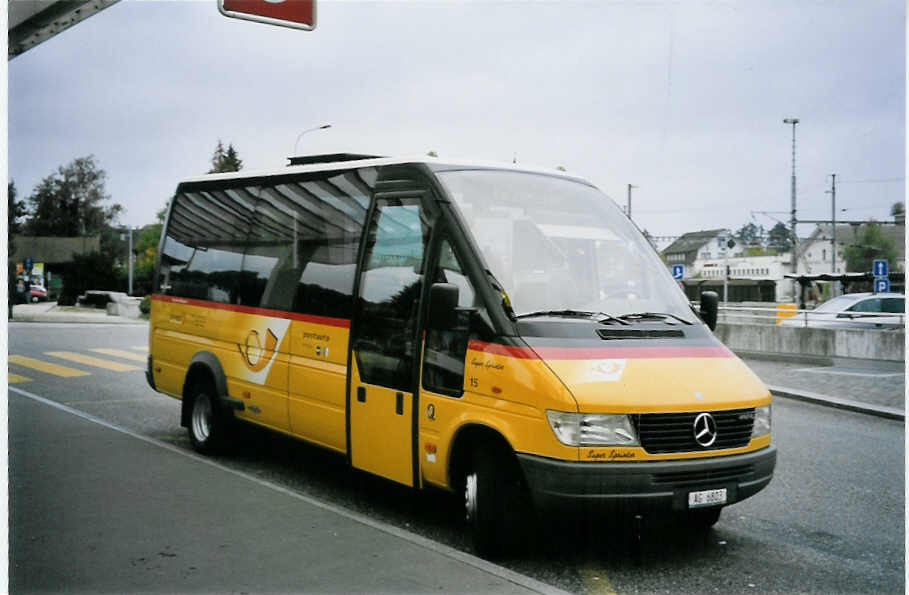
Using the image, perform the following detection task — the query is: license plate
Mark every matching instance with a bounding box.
[688,488,727,508]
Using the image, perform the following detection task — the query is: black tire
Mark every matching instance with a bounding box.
[686,506,722,530]
[187,382,226,454]
[464,447,533,558]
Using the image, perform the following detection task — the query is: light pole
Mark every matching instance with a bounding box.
[626,184,637,220]
[293,123,332,154]
[783,117,799,300]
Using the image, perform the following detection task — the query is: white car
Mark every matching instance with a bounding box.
[782,292,905,329]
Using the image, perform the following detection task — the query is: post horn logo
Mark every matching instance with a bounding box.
[239,329,278,372]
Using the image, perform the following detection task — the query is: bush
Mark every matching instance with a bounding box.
[139,295,151,315]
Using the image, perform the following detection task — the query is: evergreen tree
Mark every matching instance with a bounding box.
[208,140,244,173]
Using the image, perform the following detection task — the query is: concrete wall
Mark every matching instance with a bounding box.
[716,322,904,363]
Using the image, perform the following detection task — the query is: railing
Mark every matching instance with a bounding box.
[711,304,905,329]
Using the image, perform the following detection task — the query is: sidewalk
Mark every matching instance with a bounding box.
[9,301,145,324]
[9,390,562,594]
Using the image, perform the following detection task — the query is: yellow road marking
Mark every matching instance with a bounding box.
[131,346,149,352]
[45,351,140,372]
[90,348,148,362]
[9,355,91,378]
[579,564,619,595]
[8,373,32,383]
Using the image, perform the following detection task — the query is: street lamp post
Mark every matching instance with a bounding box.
[293,123,332,154]
[626,184,637,220]
[783,117,799,300]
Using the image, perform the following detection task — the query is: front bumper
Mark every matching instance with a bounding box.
[517,445,776,513]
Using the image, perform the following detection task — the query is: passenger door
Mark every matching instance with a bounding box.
[349,195,430,486]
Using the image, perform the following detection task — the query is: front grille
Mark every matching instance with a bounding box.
[634,408,755,454]
[652,464,755,487]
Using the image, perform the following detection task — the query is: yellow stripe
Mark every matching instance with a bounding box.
[90,348,148,363]
[131,346,149,352]
[45,351,140,372]
[9,355,91,378]
[7,373,32,383]
[579,565,619,595]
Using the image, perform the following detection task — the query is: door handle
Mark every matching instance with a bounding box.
[357,386,366,403]
[395,392,404,415]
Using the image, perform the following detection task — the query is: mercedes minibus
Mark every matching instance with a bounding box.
[147,154,776,556]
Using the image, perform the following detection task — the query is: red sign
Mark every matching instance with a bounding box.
[219,0,315,31]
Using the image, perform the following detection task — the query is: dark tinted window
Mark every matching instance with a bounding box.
[849,298,882,313]
[159,169,375,316]
[159,187,258,303]
[355,197,429,390]
[881,298,905,313]
[422,238,479,396]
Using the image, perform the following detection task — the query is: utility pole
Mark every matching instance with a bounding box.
[128,227,134,296]
[627,184,637,220]
[783,118,799,300]
[828,173,837,296]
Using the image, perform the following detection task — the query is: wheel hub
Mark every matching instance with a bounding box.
[464,472,478,522]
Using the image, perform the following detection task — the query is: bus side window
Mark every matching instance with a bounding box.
[422,238,479,397]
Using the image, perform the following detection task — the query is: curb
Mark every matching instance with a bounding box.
[768,384,905,421]
[9,315,146,324]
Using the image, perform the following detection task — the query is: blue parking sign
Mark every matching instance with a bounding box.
[671,264,684,280]
[873,259,889,277]
[874,278,890,293]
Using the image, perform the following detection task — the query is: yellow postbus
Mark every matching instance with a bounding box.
[148,154,775,556]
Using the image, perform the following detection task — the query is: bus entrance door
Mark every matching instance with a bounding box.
[348,196,428,487]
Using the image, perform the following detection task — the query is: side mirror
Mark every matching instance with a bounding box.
[700,291,719,331]
[428,283,459,330]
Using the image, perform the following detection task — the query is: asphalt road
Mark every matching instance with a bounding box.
[7,322,905,593]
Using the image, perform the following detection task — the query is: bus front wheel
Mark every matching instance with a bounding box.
[464,448,531,558]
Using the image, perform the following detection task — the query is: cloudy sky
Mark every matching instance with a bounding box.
[8,0,906,243]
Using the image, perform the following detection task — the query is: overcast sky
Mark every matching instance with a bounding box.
[8,0,906,242]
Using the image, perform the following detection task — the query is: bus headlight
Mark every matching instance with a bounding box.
[751,404,771,437]
[546,411,640,447]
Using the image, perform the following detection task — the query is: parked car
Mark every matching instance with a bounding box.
[28,284,48,303]
[781,292,905,329]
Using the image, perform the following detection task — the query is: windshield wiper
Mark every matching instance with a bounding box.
[515,309,630,325]
[617,312,694,325]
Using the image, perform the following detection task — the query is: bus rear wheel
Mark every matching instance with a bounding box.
[188,383,226,454]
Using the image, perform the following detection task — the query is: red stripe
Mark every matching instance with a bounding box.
[467,339,539,359]
[467,339,733,360]
[151,294,351,328]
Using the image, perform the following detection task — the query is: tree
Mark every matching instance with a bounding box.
[766,222,793,253]
[208,140,244,173]
[8,181,25,254]
[734,222,764,247]
[843,223,898,273]
[426,150,438,158]
[23,156,123,236]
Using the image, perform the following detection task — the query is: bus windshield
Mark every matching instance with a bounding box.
[438,169,694,321]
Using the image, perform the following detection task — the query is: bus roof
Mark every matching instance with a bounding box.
[177,153,596,189]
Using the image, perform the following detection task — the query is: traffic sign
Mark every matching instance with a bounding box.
[671,264,685,280]
[874,278,890,293]
[219,0,316,31]
[873,259,889,278]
